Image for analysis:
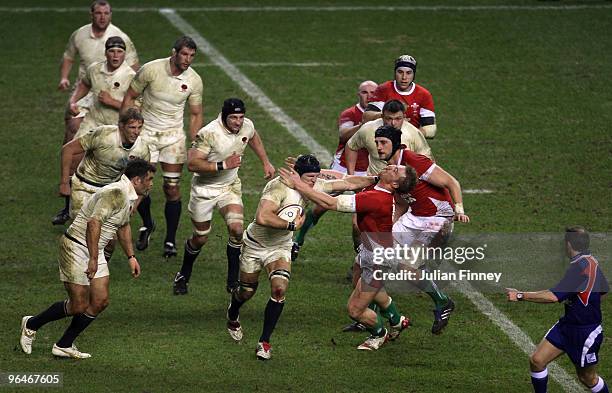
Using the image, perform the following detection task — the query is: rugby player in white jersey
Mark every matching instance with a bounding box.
[121,36,204,258]
[174,98,275,295]
[20,159,154,359]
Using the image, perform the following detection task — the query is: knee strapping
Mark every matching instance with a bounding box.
[239,280,258,293]
[224,211,244,226]
[269,269,291,282]
[193,226,211,237]
[163,172,181,187]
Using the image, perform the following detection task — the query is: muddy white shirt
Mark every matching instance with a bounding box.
[130,57,203,133]
[67,175,138,249]
[77,125,150,185]
[191,114,255,188]
[81,60,136,127]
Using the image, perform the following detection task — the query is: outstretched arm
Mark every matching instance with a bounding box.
[505,288,558,303]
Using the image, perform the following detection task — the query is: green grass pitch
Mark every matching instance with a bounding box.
[0,1,610,392]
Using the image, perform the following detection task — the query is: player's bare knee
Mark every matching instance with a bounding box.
[228,225,243,245]
[68,300,89,315]
[347,302,364,321]
[270,285,287,302]
[577,369,598,387]
[90,298,109,314]
[225,212,244,240]
[529,352,547,371]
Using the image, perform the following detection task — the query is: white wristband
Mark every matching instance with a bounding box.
[455,202,464,215]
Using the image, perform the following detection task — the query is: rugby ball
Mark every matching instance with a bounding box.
[277,204,303,222]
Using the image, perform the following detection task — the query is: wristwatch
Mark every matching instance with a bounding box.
[516,292,524,301]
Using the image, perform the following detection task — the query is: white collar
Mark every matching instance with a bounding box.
[393,80,415,96]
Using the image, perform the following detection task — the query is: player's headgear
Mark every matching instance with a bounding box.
[375,125,403,158]
[105,36,126,51]
[221,98,246,126]
[294,154,321,176]
[395,54,417,78]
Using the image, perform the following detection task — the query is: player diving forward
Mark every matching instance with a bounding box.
[375,126,470,334]
[280,159,417,351]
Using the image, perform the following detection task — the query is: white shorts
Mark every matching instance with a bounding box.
[69,174,102,218]
[58,235,109,286]
[64,91,94,120]
[393,213,454,246]
[240,234,291,274]
[188,178,243,223]
[330,157,367,177]
[141,128,187,164]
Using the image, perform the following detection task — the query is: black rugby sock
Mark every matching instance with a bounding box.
[27,300,68,330]
[179,240,201,281]
[164,200,181,245]
[56,313,96,348]
[259,298,285,343]
[137,195,153,229]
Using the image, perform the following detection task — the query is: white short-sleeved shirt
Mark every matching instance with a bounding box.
[67,175,138,249]
[77,125,150,185]
[63,23,138,80]
[191,114,255,188]
[81,60,136,127]
[346,119,432,175]
[130,57,203,133]
[245,177,307,248]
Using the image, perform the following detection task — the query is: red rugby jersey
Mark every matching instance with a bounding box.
[336,104,369,172]
[398,150,454,217]
[370,81,435,129]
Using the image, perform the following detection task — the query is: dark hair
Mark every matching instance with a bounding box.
[294,154,321,176]
[382,100,405,114]
[124,159,155,180]
[91,0,111,12]
[173,36,197,52]
[119,108,144,125]
[397,165,417,195]
[565,226,590,253]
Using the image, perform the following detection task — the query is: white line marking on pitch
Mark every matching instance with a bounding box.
[464,189,494,194]
[2,5,612,12]
[159,8,332,163]
[192,62,343,67]
[451,278,584,392]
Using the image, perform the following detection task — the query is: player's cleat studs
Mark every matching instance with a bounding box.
[357,329,389,351]
[342,321,367,333]
[389,315,411,341]
[163,242,178,258]
[51,344,91,359]
[135,221,155,251]
[51,209,71,226]
[19,316,36,354]
[173,272,188,295]
[256,341,272,360]
[431,299,455,335]
[291,242,300,262]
